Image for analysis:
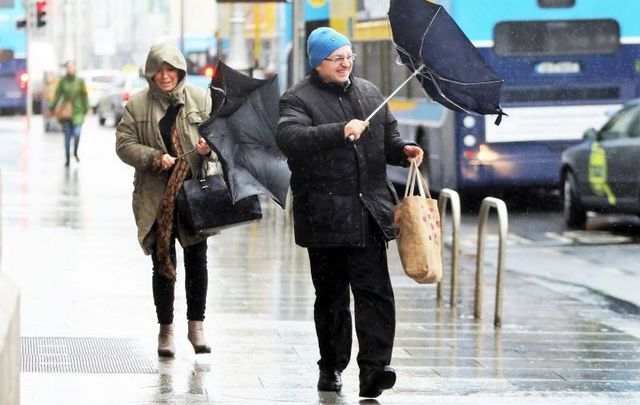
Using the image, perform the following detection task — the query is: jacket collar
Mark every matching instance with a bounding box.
[309,69,354,95]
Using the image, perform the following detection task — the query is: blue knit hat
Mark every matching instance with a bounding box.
[307,27,352,69]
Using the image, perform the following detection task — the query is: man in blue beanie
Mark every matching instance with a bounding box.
[276,27,423,399]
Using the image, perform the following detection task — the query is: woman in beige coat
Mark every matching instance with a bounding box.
[116,43,217,357]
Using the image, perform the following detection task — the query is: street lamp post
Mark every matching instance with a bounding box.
[180,0,185,54]
[226,3,251,73]
[25,0,33,125]
[291,0,305,84]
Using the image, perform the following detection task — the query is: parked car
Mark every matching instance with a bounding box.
[96,74,147,127]
[559,99,640,229]
[78,69,123,110]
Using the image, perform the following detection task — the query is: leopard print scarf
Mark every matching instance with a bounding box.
[155,124,190,281]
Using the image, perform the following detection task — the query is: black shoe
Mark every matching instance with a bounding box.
[64,159,70,167]
[74,155,80,162]
[359,366,396,398]
[317,369,342,392]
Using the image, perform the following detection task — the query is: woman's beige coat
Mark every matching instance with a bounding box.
[116,43,217,254]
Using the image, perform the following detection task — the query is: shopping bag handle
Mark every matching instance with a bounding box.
[403,160,416,198]
[403,160,431,199]
[414,162,431,198]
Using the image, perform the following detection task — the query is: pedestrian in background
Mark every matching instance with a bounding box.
[50,60,89,167]
[115,43,217,358]
[276,27,423,398]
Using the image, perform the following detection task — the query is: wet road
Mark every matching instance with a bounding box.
[1,116,639,404]
[454,195,640,310]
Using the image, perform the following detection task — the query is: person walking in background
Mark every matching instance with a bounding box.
[276,27,423,399]
[115,43,217,358]
[50,60,89,167]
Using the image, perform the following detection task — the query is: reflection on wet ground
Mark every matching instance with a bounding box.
[2,117,639,404]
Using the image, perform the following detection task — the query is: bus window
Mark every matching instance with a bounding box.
[494,19,620,57]
[0,49,13,60]
[185,51,210,76]
[538,0,575,8]
[502,87,620,103]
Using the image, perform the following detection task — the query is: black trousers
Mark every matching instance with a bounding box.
[151,238,208,325]
[307,218,395,375]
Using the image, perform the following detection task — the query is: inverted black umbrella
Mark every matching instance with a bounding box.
[387,0,505,124]
[198,61,290,207]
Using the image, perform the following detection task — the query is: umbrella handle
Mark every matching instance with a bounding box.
[176,149,196,159]
[346,121,370,143]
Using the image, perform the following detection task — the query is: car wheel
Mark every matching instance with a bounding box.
[98,115,106,126]
[563,171,587,229]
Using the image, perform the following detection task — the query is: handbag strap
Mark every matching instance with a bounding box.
[61,77,81,103]
[195,155,208,180]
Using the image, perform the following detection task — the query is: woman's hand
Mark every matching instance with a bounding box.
[160,153,176,170]
[195,138,211,155]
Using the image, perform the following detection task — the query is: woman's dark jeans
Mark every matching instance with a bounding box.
[152,238,208,325]
[62,122,82,163]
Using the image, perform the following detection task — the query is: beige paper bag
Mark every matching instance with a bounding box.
[393,160,442,283]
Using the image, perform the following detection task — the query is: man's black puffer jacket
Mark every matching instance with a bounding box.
[277,71,414,248]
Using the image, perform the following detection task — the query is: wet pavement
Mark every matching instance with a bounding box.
[1,116,640,404]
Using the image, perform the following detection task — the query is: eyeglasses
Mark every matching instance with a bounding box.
[323,54,357,64]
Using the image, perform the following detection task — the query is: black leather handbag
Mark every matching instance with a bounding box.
[176,171,262,233]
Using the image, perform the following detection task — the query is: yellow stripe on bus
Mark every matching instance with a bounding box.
[354,20,391,41]
[388,100,418,111]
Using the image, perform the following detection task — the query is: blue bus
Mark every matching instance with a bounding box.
[347,0,640,196]
[0,0,27,114]
[182,33,218,89]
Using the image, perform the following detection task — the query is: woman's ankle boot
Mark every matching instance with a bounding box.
[157,324,175,358]
[188,320,211,354]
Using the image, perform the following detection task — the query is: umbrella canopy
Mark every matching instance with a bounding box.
[388,0,504,122]
[198,61,290,207]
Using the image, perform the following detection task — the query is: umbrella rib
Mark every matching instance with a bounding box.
[392,42,421,72]
[422,69,503,86]
[416,5,502,87]
[418,6,440,63]
[424,69,474,115]
[387,19,419,71]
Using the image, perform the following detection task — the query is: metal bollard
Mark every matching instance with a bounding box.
[437,188,460,307]
[0,170,2,267]
[474,197,508,327]
[283,187,293,225]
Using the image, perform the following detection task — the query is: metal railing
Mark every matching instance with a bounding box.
[474,197,508,327]
[437,188,460,307]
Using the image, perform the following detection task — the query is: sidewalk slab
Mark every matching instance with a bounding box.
[1,116,639,404]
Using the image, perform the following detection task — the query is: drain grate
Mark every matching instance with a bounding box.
[22,337,157,373]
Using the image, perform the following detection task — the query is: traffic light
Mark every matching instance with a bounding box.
[36,0,47,28]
